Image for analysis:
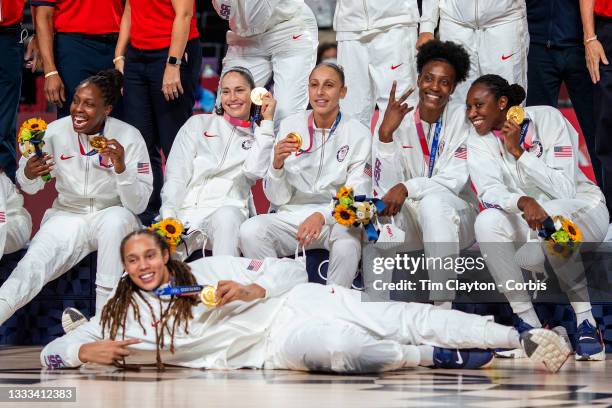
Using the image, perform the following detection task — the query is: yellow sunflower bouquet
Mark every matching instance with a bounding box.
[332,186,386,241]
[149,218,184,254]
[540,216,582,259]
[18,118,52,182]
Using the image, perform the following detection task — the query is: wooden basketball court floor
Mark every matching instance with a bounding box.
[0,346,610,407]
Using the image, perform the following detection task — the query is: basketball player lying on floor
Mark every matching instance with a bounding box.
[41,230,571,373]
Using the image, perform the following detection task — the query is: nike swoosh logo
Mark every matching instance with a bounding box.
[402,145,413,149]
[391,63,403,70]
[203,131,217,138]
[292,34,303,40]
[456,350,463,365]
[579,336,595,341]
[501,52,517,61]
[60,154,74,160]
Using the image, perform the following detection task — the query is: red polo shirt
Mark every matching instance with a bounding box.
[129,0,199,50]
[0,0,25,26]
[595,0,612,17]
[31,0,123,34]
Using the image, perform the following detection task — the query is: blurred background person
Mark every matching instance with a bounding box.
[334,0,424,128]
[0,0,38,182]
[114,0,202,225]
[580,0,612,223]
[419,0,528,104]
[317,42,337,64]
[33,0,124,119]
[212,0,318,126]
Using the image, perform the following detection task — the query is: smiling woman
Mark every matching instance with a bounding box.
[159,66,277,258]
[0,70,154,328]
[239,62,372,288]
[372,40,478,308]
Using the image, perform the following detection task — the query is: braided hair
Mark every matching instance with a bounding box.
[471,74,526,107]
[77,69,123,107]
[99,229,199,370]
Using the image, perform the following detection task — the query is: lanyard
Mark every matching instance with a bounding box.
[298,111,342,155]
[154,284,204,297]
[77,122,112,167]
[492,120,531,150]
[414,108,442,178]
[223,112,251,129]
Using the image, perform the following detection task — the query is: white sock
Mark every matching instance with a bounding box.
[433,301,453,310]
[417,345,434,367]
[95,286,112,316]
[484,321,521,349]
[574,308,596,327]
[516,307,542,328]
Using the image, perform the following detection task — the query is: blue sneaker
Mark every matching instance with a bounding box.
[575,319,605,361]
[494,318,534,359]
[433,348,494,369]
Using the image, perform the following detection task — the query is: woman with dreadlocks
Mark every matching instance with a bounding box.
[0,69,153,327]
[41,229,571,373]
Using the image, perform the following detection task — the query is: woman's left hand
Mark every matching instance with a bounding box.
[296,212,325,247]
[162,65,184,101]
[501,119,524,159]
[100,139,126,174]
[216,281,266,306]
[260,92,276,121]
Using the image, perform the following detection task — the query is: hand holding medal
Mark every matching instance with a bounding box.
[98,138,126,174]
[273,133,302,169]
[502,106,525,159]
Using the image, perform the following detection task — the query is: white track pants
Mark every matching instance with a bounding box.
[0,209,31,259]
[180,206,247,257]
[264,283,516,373]
[0,206,140,325]
[338,25,419,129]
[439,18,529,104]
[221,4,318,124]
[239,211,361,287]
[390,192,477,301]
[475,199,609,314]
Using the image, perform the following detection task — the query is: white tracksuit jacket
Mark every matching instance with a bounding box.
[40,256,308,369]
[212,0,303,37]
[420,0,526,32]
[373,103,477,208]
[16,116,153,215]
[264,111,372,222]
[468,106,604,213]
[0,172,32,257]
[40,256,523,373]
[160,115,275,220]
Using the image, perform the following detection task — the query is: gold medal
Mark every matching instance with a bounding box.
[250,87,268,106]
[90,136,107,152]
[200,285,219,307]
[506,106,525,126]
[286,132,303,151]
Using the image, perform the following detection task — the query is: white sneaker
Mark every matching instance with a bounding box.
[520,328,572,373]
[494,347,526,359]
[552,325,573,353]
[61,307,88,333]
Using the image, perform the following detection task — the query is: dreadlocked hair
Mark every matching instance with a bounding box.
[99,229,199,370]
[78,69,123,107]
[471,74,526,107]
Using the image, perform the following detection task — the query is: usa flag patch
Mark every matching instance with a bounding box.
[363,162,373,177]
[454,146,467,160]
[247,259,263,271]
[137,162,150,174]
[554,146,573,158]
[0,212,5,223]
